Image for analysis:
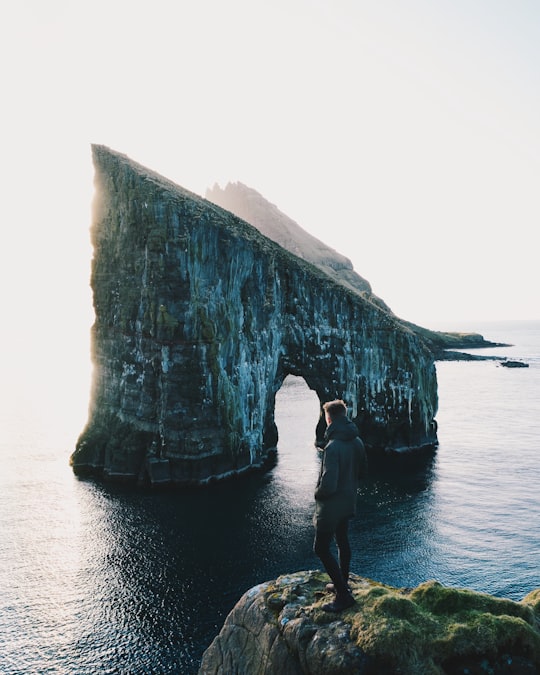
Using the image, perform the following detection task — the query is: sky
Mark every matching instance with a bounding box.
[1,0,539,410]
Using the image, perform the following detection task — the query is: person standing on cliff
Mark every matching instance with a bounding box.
[313,399,368,612]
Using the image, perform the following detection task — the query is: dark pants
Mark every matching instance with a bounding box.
[313,517,351,595]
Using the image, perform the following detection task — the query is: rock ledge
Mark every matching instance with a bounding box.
[199,570,540,674]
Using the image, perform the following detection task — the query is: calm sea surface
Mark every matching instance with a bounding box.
[1,320,539,674]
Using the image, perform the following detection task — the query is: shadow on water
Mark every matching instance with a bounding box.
[71,464,319,674]
[70,446,439,674]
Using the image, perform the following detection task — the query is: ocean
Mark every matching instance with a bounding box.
[1,320,538,674]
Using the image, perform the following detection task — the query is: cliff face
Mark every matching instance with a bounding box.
[198,571,540,674]
[71,146,438,486]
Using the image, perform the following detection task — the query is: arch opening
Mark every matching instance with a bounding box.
[273,375,321,492]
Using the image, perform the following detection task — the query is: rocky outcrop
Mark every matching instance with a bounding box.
[406,324,510,360]
[71,146,438,486]
[205,182,509,359]
[198,570,540,675]
[500,360,529,368]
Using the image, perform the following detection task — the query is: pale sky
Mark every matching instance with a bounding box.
[1,0,539,400]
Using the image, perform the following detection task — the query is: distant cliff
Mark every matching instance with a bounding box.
[206,181,376,300]
[199,570,540,674]
[206,182,507,359]
[70,146,438,486]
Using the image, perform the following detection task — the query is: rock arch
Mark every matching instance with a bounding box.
[71,146,438,486]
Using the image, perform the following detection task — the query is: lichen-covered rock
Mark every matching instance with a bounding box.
[71,146,438,486]
[198,571,540,675]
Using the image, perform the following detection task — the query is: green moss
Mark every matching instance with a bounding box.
[196,305,216,342]
[267,573,540,674]
[216,374,242,456]
[346,586,439,668]
[346,581,540,671]
[147,225,167,252]
[157,304,179,337]
[410,580,535,624]
[523,588,540,614]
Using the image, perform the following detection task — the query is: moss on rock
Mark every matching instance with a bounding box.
[199,571,540,675]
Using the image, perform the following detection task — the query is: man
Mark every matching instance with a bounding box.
[313,399,368,612]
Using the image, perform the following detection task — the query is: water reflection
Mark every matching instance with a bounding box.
[67,468,321,674]
[6,366,536,674]
[0,374,442,675]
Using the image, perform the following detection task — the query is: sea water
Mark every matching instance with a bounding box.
[0,320,538,674]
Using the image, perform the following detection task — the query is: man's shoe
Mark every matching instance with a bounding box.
[322,592,355,613]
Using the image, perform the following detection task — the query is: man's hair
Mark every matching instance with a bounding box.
[323,399,347,420]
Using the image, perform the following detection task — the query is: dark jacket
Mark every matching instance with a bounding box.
[313,416,368,532]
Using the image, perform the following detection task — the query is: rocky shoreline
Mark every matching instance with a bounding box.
[400,321,511,361]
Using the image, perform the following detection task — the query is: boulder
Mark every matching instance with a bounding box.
[199,570,540,674]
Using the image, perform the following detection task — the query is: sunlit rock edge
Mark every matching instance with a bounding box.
[198,570,540,675]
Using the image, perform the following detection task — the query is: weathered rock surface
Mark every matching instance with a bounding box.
[71,146,438,486]
[198,570,540,675]
[206,182,510,360]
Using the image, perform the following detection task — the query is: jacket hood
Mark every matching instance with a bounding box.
[324,416,359,443]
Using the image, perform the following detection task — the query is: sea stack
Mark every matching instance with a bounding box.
[70,146,438,486]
